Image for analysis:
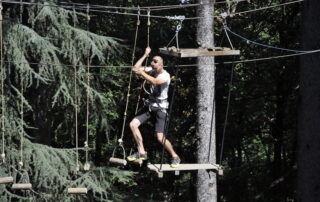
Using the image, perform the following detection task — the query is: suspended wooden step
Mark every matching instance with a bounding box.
[68,187,88,194]
[147,163,223,178]
[159,47,240,58]
[109,157,127,166]
[12,183,32,190]
[0,176,14,184]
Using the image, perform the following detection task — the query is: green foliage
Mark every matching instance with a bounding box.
[0,0,135,201]
[0,139,136,201]
[0,0,303,201]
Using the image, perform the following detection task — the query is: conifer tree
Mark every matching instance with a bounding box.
[0,1,135,201]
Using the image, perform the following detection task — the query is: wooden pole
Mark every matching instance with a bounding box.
[196,0,217,202]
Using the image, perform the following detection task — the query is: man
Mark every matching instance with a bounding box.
[127,47,180,168]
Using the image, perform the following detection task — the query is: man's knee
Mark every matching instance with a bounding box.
[130,119,140,130]
[156,133,166,143]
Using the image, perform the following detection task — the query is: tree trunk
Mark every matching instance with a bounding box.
[297,1,320,201]
[196,1,216,201]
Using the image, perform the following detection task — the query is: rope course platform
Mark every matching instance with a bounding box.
[12,183,32,190]
[67,188,88,194]
[147,163,223,178]
[109,157,127,166]
[159,47,240,58]
[0,176,13,184]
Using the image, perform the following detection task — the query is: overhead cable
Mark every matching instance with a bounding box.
[58,0,249,11]
[2,0,304,20]
[224,25,320,53]
[232,0,303,16]
[3,50,320,70]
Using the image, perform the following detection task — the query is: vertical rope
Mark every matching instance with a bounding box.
[19,0,23,23]
[72,7,79,173]
[207,67,215,163]
[135,8,151,115]
[19,0,24,170]
[84,3,90,171]
[217,22,235,165]
[146,8,150,48]
[118,7,140,149]
[160,62,180,170]
[112,8,141,160]
[19,68,24,169]
[0,1,5,163]
[219,62,234,165]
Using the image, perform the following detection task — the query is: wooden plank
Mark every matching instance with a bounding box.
[109,157,127,166]
[148,166,163,178]
[159,47,240,58]
[12,183,32,190]
[68,188,88,194]
[147,163,220,172]
[159,47,181,57]
[0,177,13,184]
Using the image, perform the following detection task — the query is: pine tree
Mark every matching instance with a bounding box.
[0,1,135,201]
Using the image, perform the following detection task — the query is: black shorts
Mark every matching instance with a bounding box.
[134,106,167,133]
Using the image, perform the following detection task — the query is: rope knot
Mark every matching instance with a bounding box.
[18,161,23,169]
[137,6,140,15]
[86,4,91,21]
[84,162,90,171]
[147,9,151,26]
[0,2,3,19]
[1,153,5,162]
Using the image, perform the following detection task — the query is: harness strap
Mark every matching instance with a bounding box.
[143,98,168,111]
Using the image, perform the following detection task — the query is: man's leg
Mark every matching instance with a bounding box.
[156,132,179,158]
[154,109,180,167]
[129,118,147,155]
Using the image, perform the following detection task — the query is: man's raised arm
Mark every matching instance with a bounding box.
[133,47,151,69]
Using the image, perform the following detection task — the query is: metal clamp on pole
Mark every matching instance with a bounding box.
[166,15,186,21]
[220,12,235,50]
[175,16,185,50]
[164,15,185,50]
[220,12,228,26]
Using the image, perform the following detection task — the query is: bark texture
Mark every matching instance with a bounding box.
[196,1,217,201]
[297,1,320,201]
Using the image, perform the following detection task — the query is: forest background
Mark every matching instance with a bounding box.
[0,0,309,201]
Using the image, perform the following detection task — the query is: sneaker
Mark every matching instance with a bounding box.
[127,153,148,161]
[170,157,181,168]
